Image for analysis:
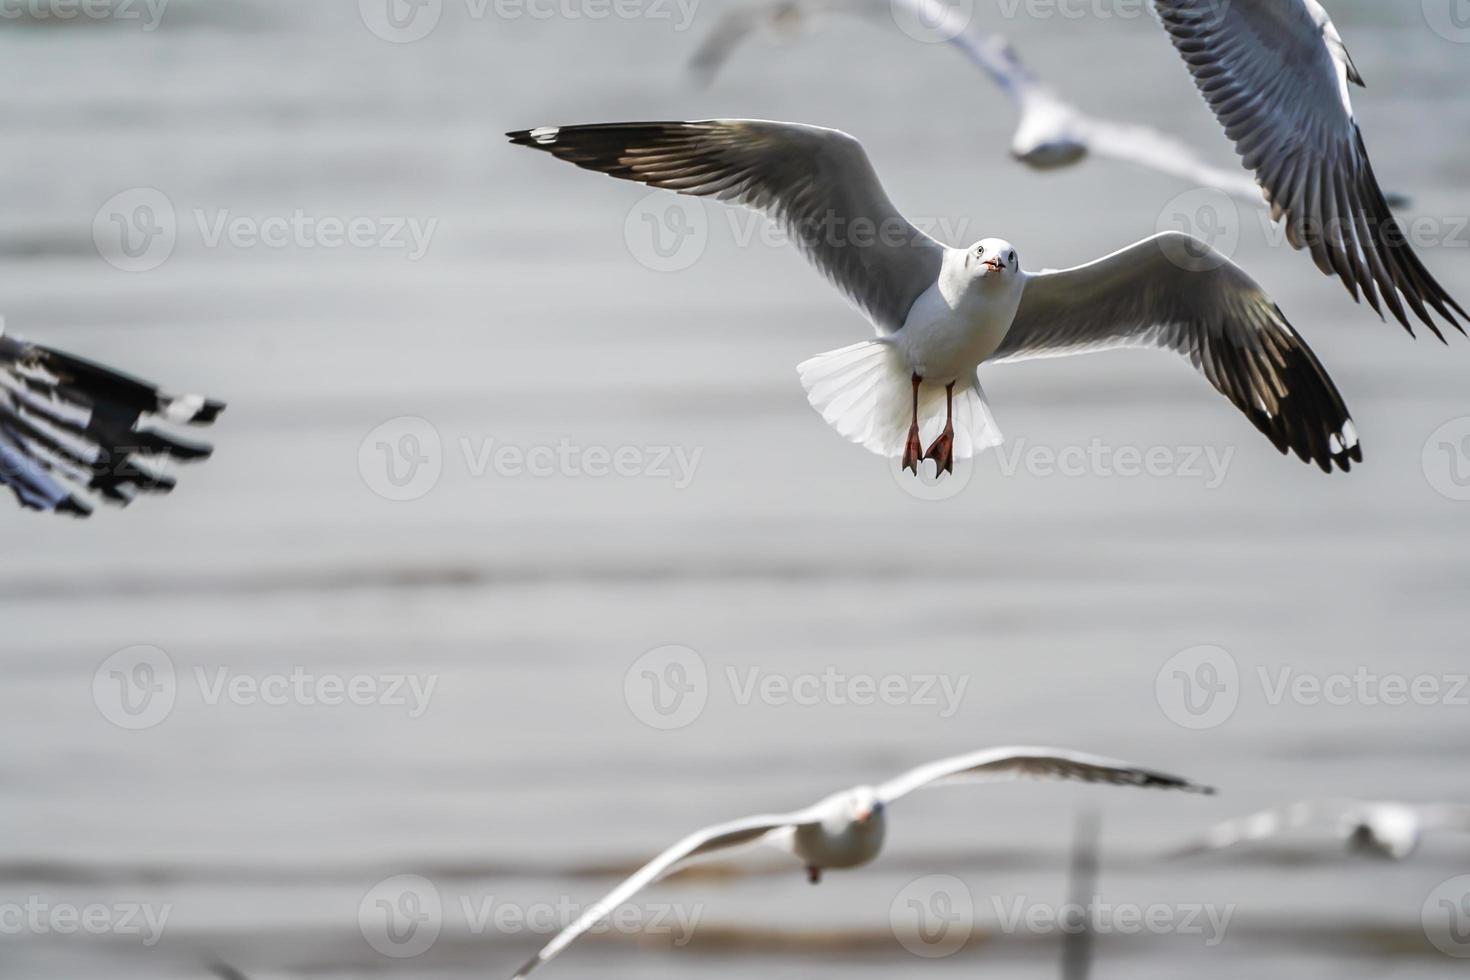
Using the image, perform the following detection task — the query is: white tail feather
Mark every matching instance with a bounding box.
[797,341,1003,459]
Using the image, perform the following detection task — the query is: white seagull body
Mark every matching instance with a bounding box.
[508,746,1213,978]
[510,119,1361,475]
[689,0,1263,202]
[0,317,224,516]
[1167,799,1470,861]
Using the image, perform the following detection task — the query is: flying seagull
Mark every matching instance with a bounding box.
[509,120,1361,477]
[1153,0,1464,340]
[508,746,1212,978]
[0,318,223,516]
[1166,799,1470,861]
[689,0,1266,203]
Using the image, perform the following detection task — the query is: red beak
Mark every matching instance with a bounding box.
[984,258,1005,272]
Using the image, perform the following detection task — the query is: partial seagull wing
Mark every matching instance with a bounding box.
[877,745,1213,805]
[1153,0,1465,339]
[0,324,224,517]
[1164,800,1339,858]
[507,121,945,334]
[994,232,1361,473]
[1418,804,1470,832]
[509,812,807,979]
[1078,117,1264,203]
[686,2,772,84]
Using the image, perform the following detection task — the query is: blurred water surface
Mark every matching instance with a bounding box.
[1,1,1469,977]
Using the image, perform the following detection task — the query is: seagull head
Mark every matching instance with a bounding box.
[847,787,884,826]
[966,238,1019,281]
[1345,805,1421,860]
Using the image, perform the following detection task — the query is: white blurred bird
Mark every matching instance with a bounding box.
[507,746,1212,978]
[0,317,223,516]
[1166,800,1470,861]
[690,0,1263,200]
[510,120,1362,477]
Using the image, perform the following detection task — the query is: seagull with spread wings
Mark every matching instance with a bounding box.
[1166,799,1470,861]
[510,120,1361,477]
[0,318,223,516]
[508,746,1212,978]
[690,0,1265,202]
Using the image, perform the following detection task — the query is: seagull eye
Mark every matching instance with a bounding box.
[975,246,984,257]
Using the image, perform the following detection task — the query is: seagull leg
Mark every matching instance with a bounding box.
[923,382,956,476]
[902,373,923,475]
[807,866,822,885]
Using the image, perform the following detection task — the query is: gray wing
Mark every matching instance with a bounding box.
[1164,800,1339,858]
[686,3,773,84]
[1153,0,1465,339]
[995,232,1361,473]
[508,812,806,979]
[877,745,1213,805]
[1078,117,1264,203]
[0,326,223,517]
[506,121,945,334]
[1418,804,1470,832]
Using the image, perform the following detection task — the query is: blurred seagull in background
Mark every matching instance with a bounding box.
[690,0,1460,339]
[510,120,1362,478]
[508,747,1212,978]
[690,0,1265,201]
[0,317,224,516]
[1166,799,1470,861]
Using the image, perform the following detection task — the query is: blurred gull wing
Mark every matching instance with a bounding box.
[507,121,946,334]
[1418,803,1470,832]
[994,232,1361,473]
[1164,800,1337,858]
[876,745,1214,805]
[509,812,811,979]
[1077,116,1264,203]
[1153,0,1466,339]
[686,0,889,85]
[0,321,224,517]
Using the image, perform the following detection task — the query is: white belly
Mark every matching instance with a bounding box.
[893,280,1021,384]
[792,816,886,870]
